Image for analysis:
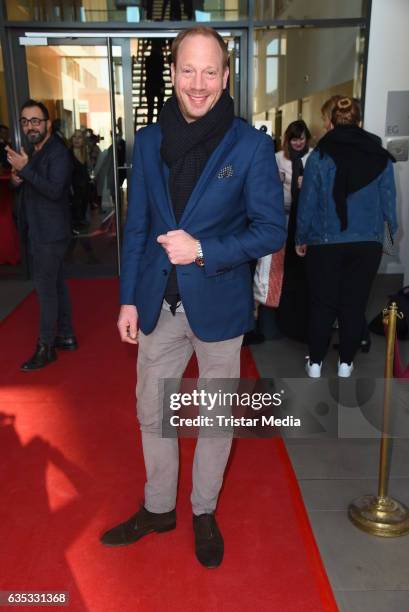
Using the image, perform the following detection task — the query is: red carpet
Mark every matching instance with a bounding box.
[0,280,337,611]
[394,338,409,378]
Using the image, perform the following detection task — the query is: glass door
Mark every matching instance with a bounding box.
[17,36,119,277]
[12,29,246,277]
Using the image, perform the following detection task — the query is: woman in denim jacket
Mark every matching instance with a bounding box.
[295,97,397,378]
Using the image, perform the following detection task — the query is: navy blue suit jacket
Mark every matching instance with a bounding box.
[17,136,73,244]
[120,118,286,341]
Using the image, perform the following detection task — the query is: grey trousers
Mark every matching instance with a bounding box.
[136,307,242,515]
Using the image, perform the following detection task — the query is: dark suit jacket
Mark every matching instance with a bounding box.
[17,135,73,244]
[120,118,286,342]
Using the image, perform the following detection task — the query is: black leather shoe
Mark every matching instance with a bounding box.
[20,342,57,371]
[100,506,176,547]
[193,513,224,568]
[54,335,78,351]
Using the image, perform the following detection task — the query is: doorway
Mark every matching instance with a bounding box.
[10,30,246,277]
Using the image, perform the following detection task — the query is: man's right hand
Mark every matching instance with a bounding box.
[117,304,138,344]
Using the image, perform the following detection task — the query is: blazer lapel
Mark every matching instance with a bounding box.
[150,126,177,227]
[160,160,177,227]
[179,122,238,226]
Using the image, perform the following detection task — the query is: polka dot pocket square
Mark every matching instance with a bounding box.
[217,164,234,179]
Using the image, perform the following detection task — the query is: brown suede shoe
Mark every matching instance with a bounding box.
[100,506,176,547]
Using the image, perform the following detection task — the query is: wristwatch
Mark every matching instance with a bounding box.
[195,240,205,267]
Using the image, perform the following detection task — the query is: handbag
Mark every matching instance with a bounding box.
[253,247,285,308]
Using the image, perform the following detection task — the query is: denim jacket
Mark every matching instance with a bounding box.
[295,149,397,245]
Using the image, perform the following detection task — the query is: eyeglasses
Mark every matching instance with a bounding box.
[19,117,47,127]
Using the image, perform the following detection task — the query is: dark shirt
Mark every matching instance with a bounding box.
[17,135,73,244]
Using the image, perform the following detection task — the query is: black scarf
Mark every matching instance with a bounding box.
[159,89,234,222]
[316,125,395,231]
[159,90,234,310]
[289,144,308,206]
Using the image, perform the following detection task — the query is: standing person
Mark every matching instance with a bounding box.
[276,120,312,342]
[275,120,312,217]
[321,95,342,133]
[100,26,286,567]
[69,129,90,233]
[295,97,397,378]
[144,41,165,125]
[321,95,373,352]
[6,100,77,370]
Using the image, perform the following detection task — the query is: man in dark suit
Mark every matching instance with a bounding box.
[101,27,286,567]
[6,100,77,370]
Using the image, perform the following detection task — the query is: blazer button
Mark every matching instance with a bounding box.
[162,269,168,275]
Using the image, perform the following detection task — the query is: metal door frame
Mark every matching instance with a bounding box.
[18,28,249,117]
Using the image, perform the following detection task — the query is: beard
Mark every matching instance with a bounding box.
[26,129,47,144]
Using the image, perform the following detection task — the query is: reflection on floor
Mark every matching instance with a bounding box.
[0,203,119,282]
[66,205,118,277]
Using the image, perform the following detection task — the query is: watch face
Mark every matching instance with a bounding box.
[195,256,205,267]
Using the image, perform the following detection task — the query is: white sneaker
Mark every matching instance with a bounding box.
[305,358,322,378]
[338,361,354,378]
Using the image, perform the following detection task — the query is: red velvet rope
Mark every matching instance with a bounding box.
[393,335,409,378]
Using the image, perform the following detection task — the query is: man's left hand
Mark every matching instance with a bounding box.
[295,244,307,257]
[157,230,197,265]
[5,145,28,172]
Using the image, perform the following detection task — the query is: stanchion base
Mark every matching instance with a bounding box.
[349,495,409,537]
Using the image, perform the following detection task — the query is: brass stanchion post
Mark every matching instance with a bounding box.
[348,302,409,536]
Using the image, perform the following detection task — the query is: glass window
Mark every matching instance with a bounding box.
[5,0,247,22]
[25,43,119,276]
[255,0,368,21]
[26,45,112,146]
[253,26,365,147]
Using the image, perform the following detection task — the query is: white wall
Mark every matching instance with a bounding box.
[283,27,357,105]
[364,0,409,281]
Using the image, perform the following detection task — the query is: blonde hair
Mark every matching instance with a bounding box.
[171,26,229,69]
[331,97,361,126]
[321,95,342,121]
[70,129,87,164]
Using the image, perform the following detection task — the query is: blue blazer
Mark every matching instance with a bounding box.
[120,118,286,341]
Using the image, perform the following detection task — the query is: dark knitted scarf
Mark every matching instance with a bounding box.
[159,89,234,311]
[316,125,395,231]
[289,143,308,206]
